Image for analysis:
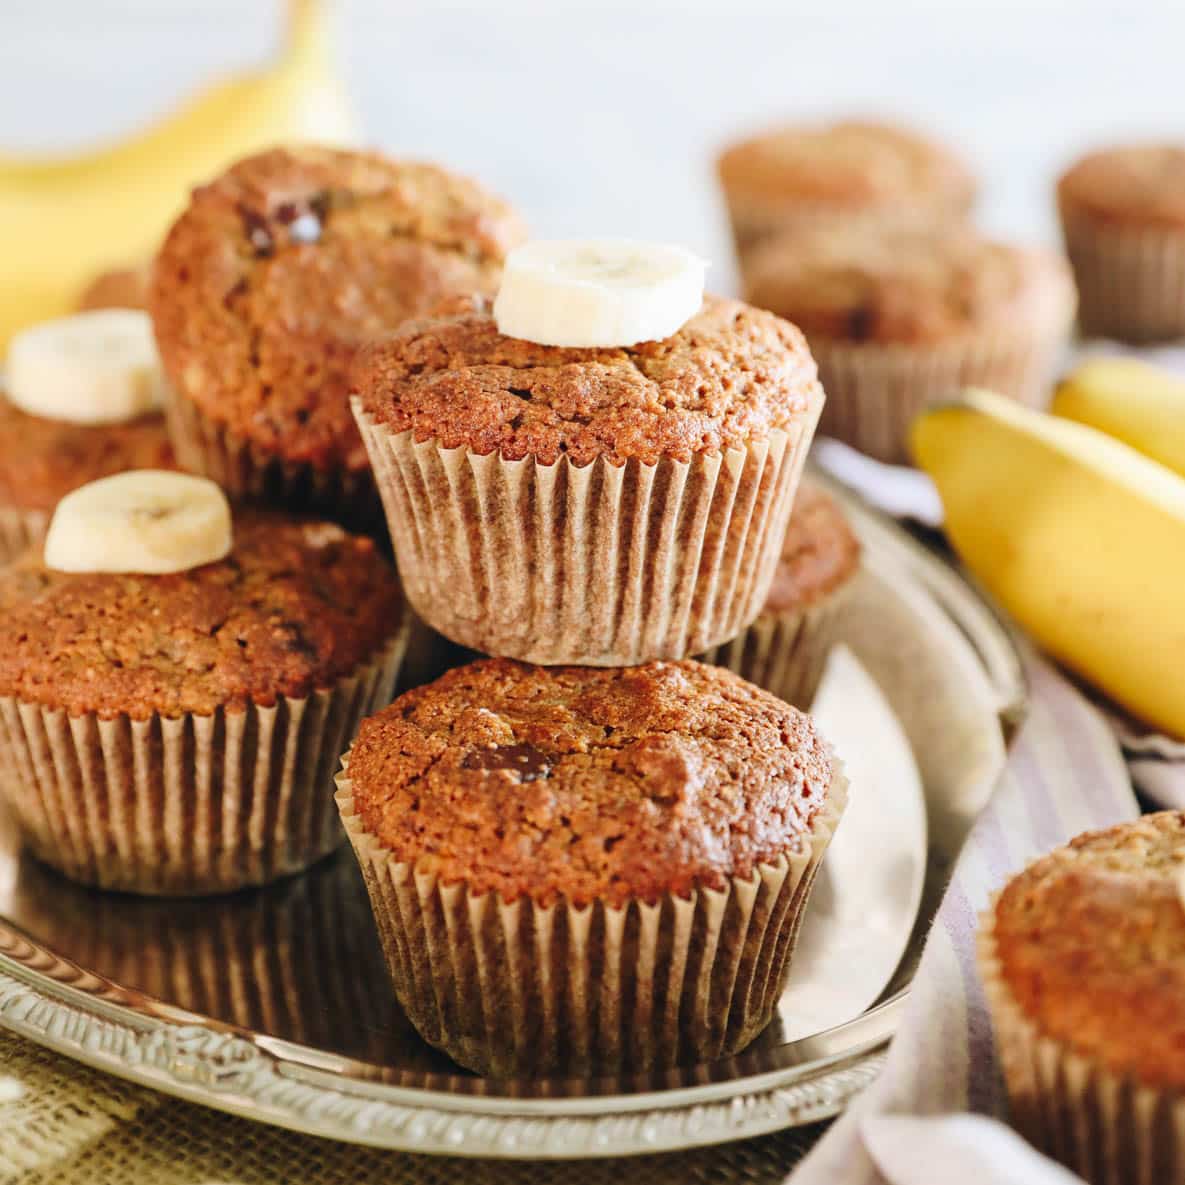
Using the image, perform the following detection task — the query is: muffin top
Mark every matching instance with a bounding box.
[351,294,823,466]
[0,394,176,513]
[991,812,1185,1091]
[77,265,150,312]
[0,514,404,719]
[1059,144,1185,228]
[717,118,975,212]
[345,658,836,907]
[744,224,1075,345]
[151,146,525,473]
[763,482,860,612]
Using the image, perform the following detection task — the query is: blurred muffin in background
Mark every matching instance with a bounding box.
[699,480,860,709]
[716,118,976,266]
[744,223,1075,464]
[77,264,151,312]
[1059,143,1185,343]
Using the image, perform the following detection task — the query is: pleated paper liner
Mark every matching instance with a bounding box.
[978,903,1185,1185]
[697,581,854,711]
[0,632,407,896]
[0,504,47,566]
[811,330,1064,466]
[1060,211,1185,343]
[336,755,848,1078]
[166,389,387,538]
[354,393,822,666]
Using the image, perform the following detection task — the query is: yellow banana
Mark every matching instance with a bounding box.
[0,0,357,349]
[912,388,1185,738]
[1053,356,1185,478]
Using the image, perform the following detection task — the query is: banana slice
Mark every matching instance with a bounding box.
[44,471,233,575]
[493,239,707,347]
[6,309,166,424]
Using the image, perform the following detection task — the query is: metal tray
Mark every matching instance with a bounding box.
[0,490,1024,1158]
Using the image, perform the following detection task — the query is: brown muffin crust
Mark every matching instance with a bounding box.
[346,657,835,908]
[717,118,975,212]
[763,482,860,612]
[151,146,525,473]
[0,514,404,719]
[1059,145,1185,229]
[992,812,1185,1091]
[744,224,1075,345]
[0,394,176,512]
[352,294,823,466]
[77,265,150,312]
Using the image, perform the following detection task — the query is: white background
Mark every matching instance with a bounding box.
[0,1,1179,293]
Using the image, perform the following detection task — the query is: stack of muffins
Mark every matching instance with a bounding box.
[0,142,859,1079]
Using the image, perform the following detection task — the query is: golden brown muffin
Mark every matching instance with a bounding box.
[151,146,525,526]
[699,481,860,707]
[743,224,1075,464]
[980,813,1185,1183]
[1059,144,1185,341]
[717,118,976,258]
[0,393,176,564]
[350,294,826,664]
[0,512,408,894]
[337,658,846,1074]
[76,264,151,312]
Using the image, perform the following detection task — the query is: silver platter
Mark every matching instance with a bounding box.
[0,487,1024,1158]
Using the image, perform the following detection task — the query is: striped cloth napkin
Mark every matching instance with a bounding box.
[789,645,1138,1184]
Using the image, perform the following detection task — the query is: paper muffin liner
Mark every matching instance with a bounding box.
[0,634,407,896]
[354,396,822,666]
[335,755,847,1077]
[811,330,1065,466]
[978,902,1185,1184]
[0,504,47,566]
[166,389,386,537]
[697,578,853,710]
[1060,211,1185,343]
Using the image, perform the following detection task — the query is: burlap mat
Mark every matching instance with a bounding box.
[0,1030,824,1184]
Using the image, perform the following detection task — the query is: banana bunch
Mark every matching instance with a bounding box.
[912,370,1185,738]
[0,0,357,350]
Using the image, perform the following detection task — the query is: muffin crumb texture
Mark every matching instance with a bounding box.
[1059,145,1185,228]
[0,514,405,718]
[352,294,822,466]
[151,146,525,471]
[346,658,834,908]
[992,811,1185,1091]
[763,482,860,611]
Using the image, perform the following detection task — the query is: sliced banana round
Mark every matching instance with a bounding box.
[44,471,233,575]
[493,239,707,348]
[6,309,167,425]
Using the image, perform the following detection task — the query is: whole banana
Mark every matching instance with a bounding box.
[0,0,358,349]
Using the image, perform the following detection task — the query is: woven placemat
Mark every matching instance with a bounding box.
[0,1030,824,1185]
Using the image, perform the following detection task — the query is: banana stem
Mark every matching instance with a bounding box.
[286,0,330,67]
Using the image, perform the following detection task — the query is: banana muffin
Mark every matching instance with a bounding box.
[151,146,525,530]
[1059,143,1185,342]
[0,495,408,894]
[700,480,860,707]
[351,293,824,665]
[745,223,1075,463]
[336,657,847,1076]
[980,813,1185,1183]
[717,117,976,263]
[0,396,175,564]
